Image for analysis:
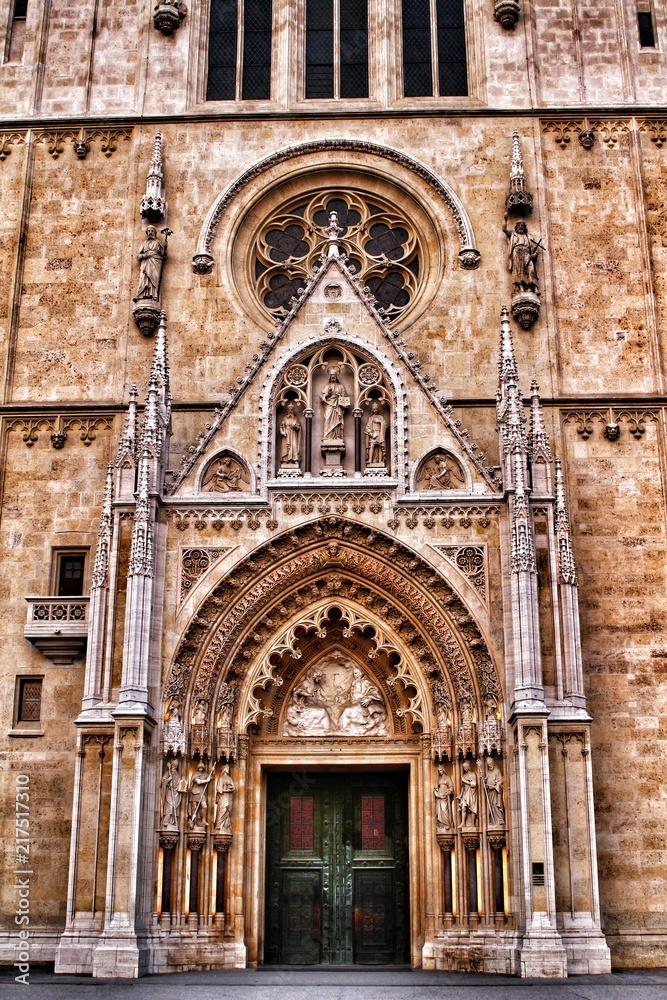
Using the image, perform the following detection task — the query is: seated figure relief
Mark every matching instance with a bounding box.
[282,650,388,737]
[415,450,466,491]
[202,451,251,493]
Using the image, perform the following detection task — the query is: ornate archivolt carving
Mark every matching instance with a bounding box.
[163,519,502,755]
[192,138,480,274]
[241,600,427,734]
[180,546,234,602]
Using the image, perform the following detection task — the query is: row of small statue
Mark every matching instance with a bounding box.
[161,759,235,835]
[434,758,505,832]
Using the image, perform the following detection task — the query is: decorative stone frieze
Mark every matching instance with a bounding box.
[4,414,113,448]
[34,126,132,160]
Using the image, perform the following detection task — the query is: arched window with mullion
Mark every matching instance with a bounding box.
[207,0,273,101]
[401,0,467,97]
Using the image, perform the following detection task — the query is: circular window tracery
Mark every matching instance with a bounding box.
[253,190,422,322]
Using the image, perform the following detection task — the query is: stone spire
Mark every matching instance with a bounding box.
[554,456,577,585]
[529,380,552,495]
[91,463,114,590]
[116,384,138,465]
[127,448,154,579]
[497,305,528,490]
[506,129,533,216]
[139,311,171,466]
[140,131,166,222]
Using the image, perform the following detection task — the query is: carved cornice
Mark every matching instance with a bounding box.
[4,414,113,448]
[542,116,667,150]
[33,126,132,160]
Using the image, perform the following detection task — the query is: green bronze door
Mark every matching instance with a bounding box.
[265,771,408,965]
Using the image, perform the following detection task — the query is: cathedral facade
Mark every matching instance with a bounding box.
[0,0,666,980]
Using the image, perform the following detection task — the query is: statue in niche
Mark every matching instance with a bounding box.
[213,765,235,834]
[191,699,208,725]
[417,452,465,490]
[279,402,302,467]
[216,681,237,733]
[283,651,388,737]
[458,760,478,829]
[203,454,249,493]
[187,762,213,831]
[484,758,506,828]
[365,402,387,468]
[502,214,540,295]
[434,765,455,832]
[321,366,349,442]
[133,226,166,302]
[163,696,186,755]
[161,759,182,830]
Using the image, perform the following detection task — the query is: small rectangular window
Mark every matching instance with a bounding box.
[638,11,656,47]
[18,678,42,723]
[402,0,433,97]
[208,0,239,101]
[6,0,28,64]
[361,794,385,851]
[57,553,86,597]
[532,861,545,886]
[289,796,314,851]
[305,0,369,100]
[340,0,369,98]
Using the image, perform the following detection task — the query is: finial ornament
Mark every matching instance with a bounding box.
[506,130,533,216]
[91,464,114,590]
[529,380,552,462]
[140,132,166,222]
[554,457,577,585]
[116,384,138,467]
[325,211,342,258]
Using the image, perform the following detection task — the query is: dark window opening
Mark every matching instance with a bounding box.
[13,0,28,17]
[207,0,238,100]
[638,11,656,47]
[532,861,545,887]
[57,554,85,597]
[6,0,28,63]
[340,0,369,98]
[18,678,42,723]
[402,0,467,97]
[402,0,433,96]
[289,796,314,851]
[306,0,334,98]
[242,0,272,99]
[207,0,272,101]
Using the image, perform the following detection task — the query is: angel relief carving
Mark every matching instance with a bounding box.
[201,451,251,493]
[415,450,466,491]
[282,650,389,737]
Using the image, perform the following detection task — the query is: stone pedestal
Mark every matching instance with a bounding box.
[320,441,345,477]
[132,297,161,336]
[511,291,540,329]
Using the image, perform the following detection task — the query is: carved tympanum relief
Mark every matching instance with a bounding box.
[282,649,389,737]
[274,343,391,479]
[415,450,466,491]
[201,451,251,492]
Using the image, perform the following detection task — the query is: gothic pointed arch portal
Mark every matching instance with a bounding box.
[160,518,507,967]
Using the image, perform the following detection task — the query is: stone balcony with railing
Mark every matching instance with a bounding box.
[24,596,90,664]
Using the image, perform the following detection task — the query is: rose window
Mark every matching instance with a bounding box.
[254,191,421,322]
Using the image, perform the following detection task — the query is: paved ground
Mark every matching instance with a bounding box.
[2,966,667,1000]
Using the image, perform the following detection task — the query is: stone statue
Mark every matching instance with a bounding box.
[187,762,212,831]
[203,455,247,493]
[192,699,207,726]
[458,760,478,829]
[213,765,235,834]
[283,652,388,737]
[279,402,302,467]
[365,402,387,467]
[133,226,166,302]
[484,758,506,827]
[216,681,237,733]
[321,366,349,442]
[503,213,539,294]
[161,759,181,830]
[434,766,455,832]
[419,453,465,490]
